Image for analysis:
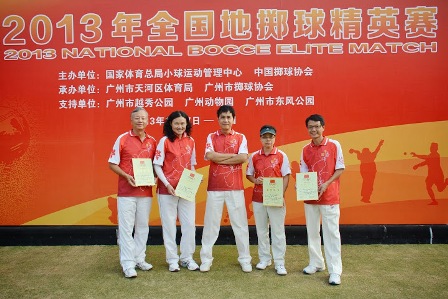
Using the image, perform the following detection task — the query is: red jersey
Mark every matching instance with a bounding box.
[246,147,291,203]
[108,130,157,197]
[205,130,248,191]
[300,137,345,205]
[153,134,196,195]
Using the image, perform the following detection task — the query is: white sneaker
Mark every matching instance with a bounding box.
[169,262,180,272]
[240,262,252,273]
[275,264,287,276]
[124,268,137,278]
[256,260,272,270]
[181,259,199,271]
[303,265,325,274]
[329,273,341,285]
[200,261,212,272]
[136,261,153,271]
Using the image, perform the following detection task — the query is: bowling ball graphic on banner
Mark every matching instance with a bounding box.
[0,106,30,164]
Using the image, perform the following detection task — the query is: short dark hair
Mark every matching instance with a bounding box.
[163,111,192,142]
[305,114,325,127]
[217,105,235,118]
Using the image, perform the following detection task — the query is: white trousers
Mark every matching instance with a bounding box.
[200,191,251,264]
[253,202,286,266]
[304,203,342,275]
[117,196,151,271]
[158,194,196,264]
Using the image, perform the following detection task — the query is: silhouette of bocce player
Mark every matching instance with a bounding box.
[410,142,448,205]
[349,139,384,203]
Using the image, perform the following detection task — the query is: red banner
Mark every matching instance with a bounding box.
[1,0,447,225]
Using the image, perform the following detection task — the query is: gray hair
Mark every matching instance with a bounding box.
[131,107,148,119]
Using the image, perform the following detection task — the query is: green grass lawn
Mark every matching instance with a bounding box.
[1,245,447,299]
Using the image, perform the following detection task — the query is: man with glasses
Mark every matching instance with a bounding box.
[300,114,345,285]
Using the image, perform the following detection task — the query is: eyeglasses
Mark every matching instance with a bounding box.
[307,125,322,130]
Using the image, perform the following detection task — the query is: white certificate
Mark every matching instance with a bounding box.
[296,172,318,201]
[262,178,284,207]
[175,169,203,202]
[132,158,155,186]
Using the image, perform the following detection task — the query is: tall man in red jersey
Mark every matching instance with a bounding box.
[300,114,345,285]
[108,107,157,278]
[199,105,252,273]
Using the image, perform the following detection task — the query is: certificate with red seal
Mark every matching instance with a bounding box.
[175,169,203,202]
[262,178,284,207]
[296,172,318,201]
[132,158,155,186]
